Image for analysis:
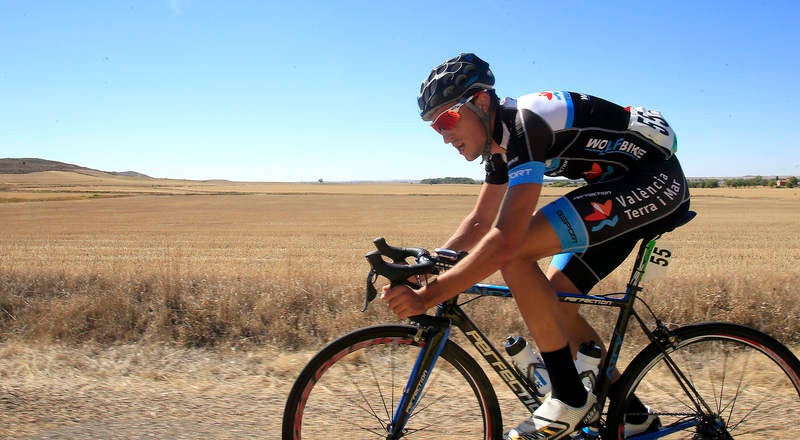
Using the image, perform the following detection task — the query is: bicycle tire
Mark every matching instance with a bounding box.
[605,322,800,439]
[282,324,503,439]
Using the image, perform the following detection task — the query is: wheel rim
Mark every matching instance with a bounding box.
[290,331,492,439]
[619,332,800,438]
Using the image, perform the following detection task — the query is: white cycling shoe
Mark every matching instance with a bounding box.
[505,393,599,440]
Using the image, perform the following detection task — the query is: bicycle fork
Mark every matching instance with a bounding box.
[387,320,451,439]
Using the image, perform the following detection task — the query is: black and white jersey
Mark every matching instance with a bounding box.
[486,91,678,186]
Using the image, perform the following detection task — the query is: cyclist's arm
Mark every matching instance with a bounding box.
[441,181,506,252]
[418,181,542,309]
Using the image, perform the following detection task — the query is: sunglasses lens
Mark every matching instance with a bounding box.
[432,110,460,132]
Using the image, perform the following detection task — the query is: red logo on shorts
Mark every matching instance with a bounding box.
[584,200,619,231]
[584,200,613,221]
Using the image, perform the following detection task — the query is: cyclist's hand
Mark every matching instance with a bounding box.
[381,284,427,318]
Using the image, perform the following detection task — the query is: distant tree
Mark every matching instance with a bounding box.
[787,176,798,188]
[318,178,324,184]
[688,179,719,188]
[724,176,770,187]
[725,178,745,187]
[420,177,478,185]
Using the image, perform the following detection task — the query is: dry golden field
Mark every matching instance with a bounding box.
[1,171,799,438]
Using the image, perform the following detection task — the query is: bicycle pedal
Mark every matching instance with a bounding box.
[569,426,599,439]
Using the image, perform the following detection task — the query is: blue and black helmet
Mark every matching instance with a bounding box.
[418,53,495,121]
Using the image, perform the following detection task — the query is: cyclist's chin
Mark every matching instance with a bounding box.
[461,148,481,162]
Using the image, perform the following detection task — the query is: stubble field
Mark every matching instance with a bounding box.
[1,172,799,438]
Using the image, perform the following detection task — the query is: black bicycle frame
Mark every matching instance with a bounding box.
[387,237,660,436]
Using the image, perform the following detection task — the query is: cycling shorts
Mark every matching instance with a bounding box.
[540,155,690,293]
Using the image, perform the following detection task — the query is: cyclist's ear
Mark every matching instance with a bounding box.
[473,90,493,113]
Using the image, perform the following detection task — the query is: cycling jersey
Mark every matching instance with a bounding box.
[483,91,691,293]
[485,91,677,186]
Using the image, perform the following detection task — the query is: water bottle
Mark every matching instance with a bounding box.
[504,335,551,397]
[574,341,602,392]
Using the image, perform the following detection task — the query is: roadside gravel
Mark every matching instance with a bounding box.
[0,342,305,439]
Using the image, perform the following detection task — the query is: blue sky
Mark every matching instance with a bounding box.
[2,1,798,181]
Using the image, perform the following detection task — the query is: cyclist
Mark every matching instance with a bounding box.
[381,53,690,439]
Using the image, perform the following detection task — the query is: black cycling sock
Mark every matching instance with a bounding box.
[541,345,587,407]
[609,381,649,424]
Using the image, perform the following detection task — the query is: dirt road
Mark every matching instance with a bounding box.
[1,342,302,439]
[6,340,799,439]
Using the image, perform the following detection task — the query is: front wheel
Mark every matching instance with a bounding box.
[282,324,503,439]
[606,322,800,439]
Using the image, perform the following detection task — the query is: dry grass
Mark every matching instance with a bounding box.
[1,175,492,348]
[1,173,799,351]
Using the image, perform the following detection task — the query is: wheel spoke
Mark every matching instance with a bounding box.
[283,325,500,439]
[607,323,800,439]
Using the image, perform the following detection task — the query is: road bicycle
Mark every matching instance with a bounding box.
[282,210,800,439]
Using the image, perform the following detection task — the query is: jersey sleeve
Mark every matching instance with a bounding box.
[484,153,509,185]
[504,108,552,187]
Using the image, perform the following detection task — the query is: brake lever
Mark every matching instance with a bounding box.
[363,269,378,312]
[362,268,428,313]
[362,238,436,313]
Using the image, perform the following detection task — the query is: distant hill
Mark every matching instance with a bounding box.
[0,158,150,178]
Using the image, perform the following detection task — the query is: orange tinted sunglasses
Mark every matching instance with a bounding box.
[430,93,478,133]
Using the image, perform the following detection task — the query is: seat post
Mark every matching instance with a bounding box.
[626,235,661,293]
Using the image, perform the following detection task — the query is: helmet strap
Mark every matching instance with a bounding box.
[465,100,494,163]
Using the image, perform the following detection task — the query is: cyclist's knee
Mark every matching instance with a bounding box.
[499,258,553,297]
[547,268,582,294]
[499,256,534,281]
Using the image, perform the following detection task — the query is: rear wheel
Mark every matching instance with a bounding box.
[282,324,503,439]
[606,322,800,439]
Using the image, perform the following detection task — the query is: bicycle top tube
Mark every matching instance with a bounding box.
[464,283,631,306]
[364,236,645,313]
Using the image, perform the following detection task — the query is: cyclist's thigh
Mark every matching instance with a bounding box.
[549,238,638,293]
[514,212,565,261]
